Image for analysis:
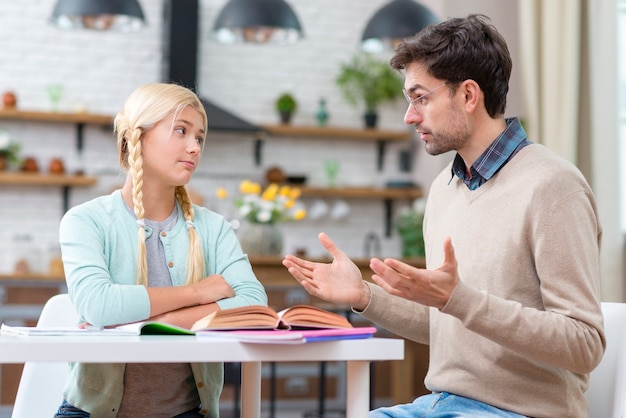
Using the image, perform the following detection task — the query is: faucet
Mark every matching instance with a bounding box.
[363,231,381,258]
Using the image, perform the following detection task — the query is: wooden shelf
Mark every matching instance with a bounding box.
[0,273,65,283]
[0,108,113,154]
[296,186,422,237]
[0,108,113,125]
[255,124,412,170]
[0,172,98,212]
[299,186,422,200]
[261,124,411,141]
[0,172,97,187]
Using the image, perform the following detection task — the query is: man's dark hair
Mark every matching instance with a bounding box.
[390,14,512,118]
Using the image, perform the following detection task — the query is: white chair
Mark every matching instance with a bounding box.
[586,302,626,418]
[12,293,78,418]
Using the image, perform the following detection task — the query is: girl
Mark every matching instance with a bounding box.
[55,83,267,417]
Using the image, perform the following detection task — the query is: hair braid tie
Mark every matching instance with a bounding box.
[136,219,145,228]
[185,220,195,230]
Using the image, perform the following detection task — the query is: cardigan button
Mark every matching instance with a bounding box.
[161,231,167,237]
[168,261,174,268]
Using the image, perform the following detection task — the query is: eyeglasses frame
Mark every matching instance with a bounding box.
[402,81,450,113]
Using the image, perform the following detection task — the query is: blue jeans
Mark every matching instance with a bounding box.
[369,392,527,417]
[55,399,204,418]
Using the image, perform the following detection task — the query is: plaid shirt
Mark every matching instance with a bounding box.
[450,117,530,190]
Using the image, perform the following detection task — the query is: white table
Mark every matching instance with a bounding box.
[0,335,403,417]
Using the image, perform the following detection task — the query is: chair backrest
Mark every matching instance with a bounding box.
[586,302,626,418]
[12,293,78,418]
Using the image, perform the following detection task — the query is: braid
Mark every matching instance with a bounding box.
[175,186,205,285]
[126,128,148,286]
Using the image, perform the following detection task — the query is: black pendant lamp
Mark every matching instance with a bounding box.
[50,0,146,31]
[213,0,303,44]
[361,0,438,53]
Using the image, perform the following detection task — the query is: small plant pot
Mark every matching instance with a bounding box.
[364,112,378,129]
[279,110,293,124]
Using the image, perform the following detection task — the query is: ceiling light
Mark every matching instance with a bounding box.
[213,0,303,45]
[50,0,146,31]
[361,0,437,53]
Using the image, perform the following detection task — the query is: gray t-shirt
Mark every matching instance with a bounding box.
[118,205,200,417]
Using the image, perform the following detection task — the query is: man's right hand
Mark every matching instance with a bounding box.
[282,232,371,310]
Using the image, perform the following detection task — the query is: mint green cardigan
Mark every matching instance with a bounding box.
[59,190,267,417]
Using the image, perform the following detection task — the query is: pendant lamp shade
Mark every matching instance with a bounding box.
[213,0,303,44]
[361,0,438,53]
[50,0,146,31]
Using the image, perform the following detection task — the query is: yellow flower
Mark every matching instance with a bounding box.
[279,185,291,196]
[293,209,307,220]
[223,180,307,224]
[240,180,261,195]
[288,188,301,200]
[215,187,228,200]
[261,183,279,201]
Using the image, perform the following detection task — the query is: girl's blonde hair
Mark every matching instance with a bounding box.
[114,83,208,286]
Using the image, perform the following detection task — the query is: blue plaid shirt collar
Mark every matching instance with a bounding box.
[450,117,531,190]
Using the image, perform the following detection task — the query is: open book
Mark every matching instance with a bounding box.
[191,304,353,331]
[1,305,355,337]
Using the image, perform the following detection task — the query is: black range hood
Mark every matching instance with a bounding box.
[162,0,262,134]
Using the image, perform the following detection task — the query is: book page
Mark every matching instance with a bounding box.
[0,323,136,337]
[277,305,352,329]
[192,305,280,331]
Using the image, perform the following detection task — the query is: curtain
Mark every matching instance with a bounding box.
[519,0,624,301]
[518,0,583,164]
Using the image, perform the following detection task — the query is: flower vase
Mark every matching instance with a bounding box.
[239,222,284,256]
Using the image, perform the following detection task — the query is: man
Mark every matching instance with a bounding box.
[282,14,604,418]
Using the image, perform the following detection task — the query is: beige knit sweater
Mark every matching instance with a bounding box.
[362,144,604,418]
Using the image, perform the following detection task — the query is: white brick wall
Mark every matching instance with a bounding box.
[0,0,520,273]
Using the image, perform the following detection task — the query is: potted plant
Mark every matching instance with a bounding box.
[395,198,426,258]
[335,52,404,128]
[275,93,297,124]
[0,129,21,171]
[215,180,307,256]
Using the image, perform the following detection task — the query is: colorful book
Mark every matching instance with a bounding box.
[195,326,378,344]
[1,305,359,338]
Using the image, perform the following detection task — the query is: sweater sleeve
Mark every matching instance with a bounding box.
[360,282,431,344]
[59,202,151,326]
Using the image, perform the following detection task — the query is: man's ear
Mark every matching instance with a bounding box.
[460,79,481,113]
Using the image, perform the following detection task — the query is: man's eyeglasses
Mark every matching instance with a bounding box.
[403,82,449,112]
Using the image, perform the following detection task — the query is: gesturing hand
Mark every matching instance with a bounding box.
[369,236,459,309]
[282,232,371,310]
